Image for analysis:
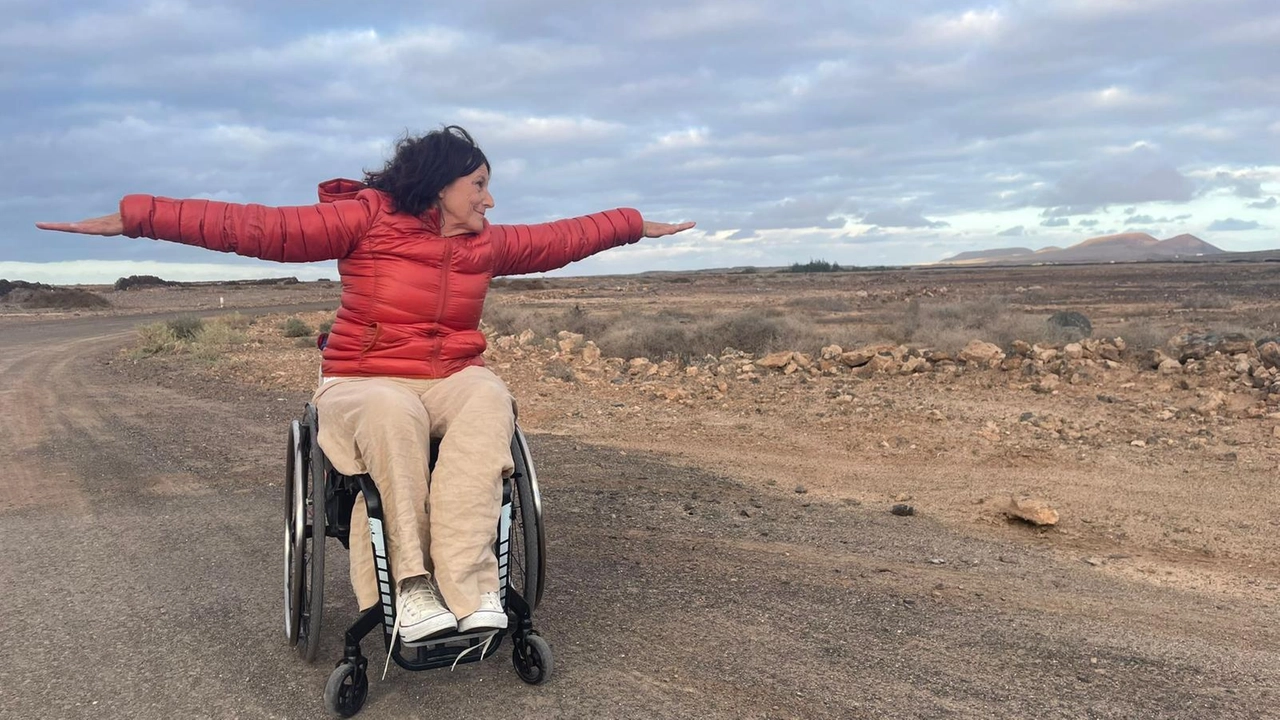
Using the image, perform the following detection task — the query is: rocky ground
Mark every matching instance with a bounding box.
[99,262,1280,607]
[6,261,1280,717]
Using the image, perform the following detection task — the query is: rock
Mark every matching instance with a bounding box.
[1096,342,1121,362]
[840,344,896,367]
[1140,348,1172,370]
[901,356,929,374]
[1169,332,1253,362]
[1005,496,1059,526]
[1047,311,1093,340]
[1011,340,1033,357]
[1273,426,1280,439]
[1193,391,1227,416]
[999,357,1023,372]
[958,340,1005,367]
[1032,345,1059,363]
[1158,358,1183,375]
[793,353,814,370]
[756,351,794,369]
[890,504,915,517]
[868,354,898,373]
[581,342,602,365]
[1063,343,1084,360]
[820,344,843,360]
[1259,341,1280,369]
[557,331,585,353]
[516,329,537,346]
[794,485,808,494]
[1032,374,1060,394]
[628,358,653,375]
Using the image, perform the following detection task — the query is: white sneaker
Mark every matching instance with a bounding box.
[456,592,508,633]
[396,575,457,642]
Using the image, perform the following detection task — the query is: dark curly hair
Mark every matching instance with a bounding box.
[363,126,489,217]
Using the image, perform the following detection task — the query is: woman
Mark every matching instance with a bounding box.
[38,125,694,644]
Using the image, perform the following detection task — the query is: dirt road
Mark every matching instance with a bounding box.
[1,310,1277,719]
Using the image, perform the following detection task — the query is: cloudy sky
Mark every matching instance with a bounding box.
[2,0,1278,283]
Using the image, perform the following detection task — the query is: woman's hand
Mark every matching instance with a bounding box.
[642,220,696,238]
[35,213,125,236]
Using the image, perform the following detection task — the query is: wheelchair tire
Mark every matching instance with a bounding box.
[324,660,369,718]
[509,427,546,611]
[284,421,307,646]
[512,632,553,685]
[296,413,326,663]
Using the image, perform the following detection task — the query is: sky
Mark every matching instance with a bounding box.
[1,0,1278,283]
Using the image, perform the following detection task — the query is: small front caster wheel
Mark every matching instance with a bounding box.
[512,633,553,685]
[324,660,369,718]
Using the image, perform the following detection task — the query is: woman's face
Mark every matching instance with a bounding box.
[437,164,494,236]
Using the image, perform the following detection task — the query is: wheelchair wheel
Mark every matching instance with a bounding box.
[324,659,368,718]
[284,421,307,646]
[509,427,546,611]
[512,632,553,685]
[295,413,326,663]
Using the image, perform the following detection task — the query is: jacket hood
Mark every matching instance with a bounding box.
[315,178,442,233]
[318,178,367,203]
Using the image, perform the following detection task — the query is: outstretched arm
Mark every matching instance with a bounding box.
[491,208,695,276]
[37,194,376,263]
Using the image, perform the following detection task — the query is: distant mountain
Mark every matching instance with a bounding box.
[946,247,1035,262]
[939,233,1226,265]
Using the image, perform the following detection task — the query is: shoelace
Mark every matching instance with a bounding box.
[450,631,497,671]
[382,605,403,681]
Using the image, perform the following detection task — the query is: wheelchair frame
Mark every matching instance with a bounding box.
[284,403,551,717]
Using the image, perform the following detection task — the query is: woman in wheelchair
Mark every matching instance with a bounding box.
[37,125,695,643]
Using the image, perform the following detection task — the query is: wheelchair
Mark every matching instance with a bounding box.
[283,403,550,717]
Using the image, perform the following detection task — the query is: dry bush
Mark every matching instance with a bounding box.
[878,297,1054,352]
[784,295,851,313]
[594,310,840,360]
[489,278,549,291]
[166,316,204,341]
[192,320,249,360]
[133,323,180,357]
[280,317,313,337]
[1108,321,1172,352]
[1178,293,1234,310]
[131,315,249,359]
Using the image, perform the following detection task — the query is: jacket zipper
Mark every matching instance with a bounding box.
[431,239,454,376]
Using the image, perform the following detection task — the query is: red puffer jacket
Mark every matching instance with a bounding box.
[119,178,644,378]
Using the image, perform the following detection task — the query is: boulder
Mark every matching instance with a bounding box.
[1005,496,1059,526]
[1259,341,1280,369]
[958,340,1005,367]
[557,331,585,353]
[1047,311,1092,340]
[756,351,794,369]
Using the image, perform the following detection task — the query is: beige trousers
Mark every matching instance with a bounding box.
[312,367,516,618]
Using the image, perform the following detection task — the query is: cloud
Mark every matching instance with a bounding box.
[1207,218,1263,231]
[1127,214,1156,224]
[1248,197,1278,209]
[1204,170,1265,198]
[997,225,1025,236]
[1033,146,1196,212]
[1079,219,1101,227]
[861,207,949,229]
[4,0,1280,277]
